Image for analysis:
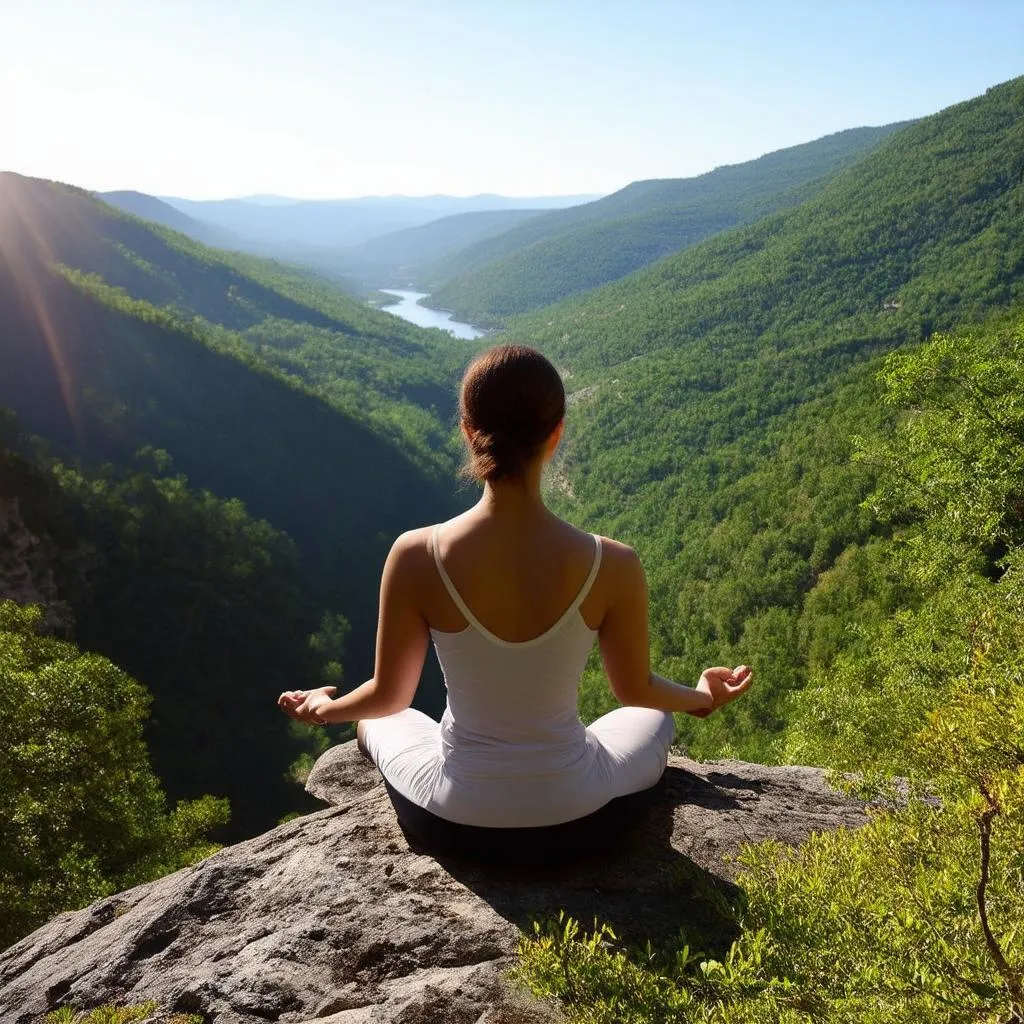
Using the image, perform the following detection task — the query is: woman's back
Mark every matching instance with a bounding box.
[430,519,601,759]
[424,511,605,641]
[369,516,676,828]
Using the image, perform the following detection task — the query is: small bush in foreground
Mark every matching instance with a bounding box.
[45,1005,202,1024]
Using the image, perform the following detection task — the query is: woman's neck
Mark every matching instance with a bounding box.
[477,467,549,523]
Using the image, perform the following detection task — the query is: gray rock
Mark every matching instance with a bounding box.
[0,496,76,635]
[0,742,866,1023]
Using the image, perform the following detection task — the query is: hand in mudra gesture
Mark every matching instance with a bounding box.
[278,685,337,724]
[694,665,752,716]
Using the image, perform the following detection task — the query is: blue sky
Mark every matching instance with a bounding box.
[1,0,1021,199]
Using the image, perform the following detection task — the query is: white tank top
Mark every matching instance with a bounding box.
[429,524,603,816]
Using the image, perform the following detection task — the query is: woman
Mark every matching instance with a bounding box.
[279,345,751,855]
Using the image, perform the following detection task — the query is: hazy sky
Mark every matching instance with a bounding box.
[2,0,1022,199]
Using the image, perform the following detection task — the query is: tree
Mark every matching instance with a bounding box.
[0,602,227,947]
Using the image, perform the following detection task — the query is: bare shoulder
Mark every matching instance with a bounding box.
[591,535,646,610]
[597,535,640,562]
[597,535,644,577]
[391,525,434,553]
[384,526,435,576]
[585,535,647,632]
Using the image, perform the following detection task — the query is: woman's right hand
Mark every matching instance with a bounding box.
[278,686,337,723]
[695,665,752,713]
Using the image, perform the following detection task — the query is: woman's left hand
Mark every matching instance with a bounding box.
[695,665,752,713]
[278,686,337,724]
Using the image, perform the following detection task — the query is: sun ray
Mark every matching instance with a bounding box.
[0,176,94,444]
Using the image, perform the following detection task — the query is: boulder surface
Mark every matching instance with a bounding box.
[0,742,867,1023]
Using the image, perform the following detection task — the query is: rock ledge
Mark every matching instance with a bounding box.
[0,743,866,1023]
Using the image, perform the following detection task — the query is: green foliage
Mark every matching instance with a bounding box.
[519,314,1024,1024]
[45,1003,201,1024]
[45,1004,159,1024]
[0,602,227,948]
[788,321,1024,780]
[0,437,345,837]
[522,799,1020,1022]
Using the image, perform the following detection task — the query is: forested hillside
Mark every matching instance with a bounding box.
[502,76,1024,760]
[335,207,545,286]
[425,124,907,324]
[0,174,474,837]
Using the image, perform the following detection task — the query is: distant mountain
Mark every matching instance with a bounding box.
[100,190,241,249]
[228,192,600,211]
[425,124,910,323]
[334,208,547,286]
[158,193,600,252]
[100,190,378,297]
[321,193,600,211]
[235,194,301,206]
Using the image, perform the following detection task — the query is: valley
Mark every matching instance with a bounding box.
[3,56,1024,1020]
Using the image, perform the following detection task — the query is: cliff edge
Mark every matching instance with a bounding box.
[0,742,867,1023]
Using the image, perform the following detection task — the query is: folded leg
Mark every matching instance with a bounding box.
[587,706,675,799]
[358,708,444,809]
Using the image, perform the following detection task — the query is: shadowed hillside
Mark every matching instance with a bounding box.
[100,190,242,249]
[0,173,469,658]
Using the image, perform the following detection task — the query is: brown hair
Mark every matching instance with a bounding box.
[459,345,565,482]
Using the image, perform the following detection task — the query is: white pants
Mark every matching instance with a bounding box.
[361,706,675,828]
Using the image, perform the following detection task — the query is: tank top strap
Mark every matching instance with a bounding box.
[431,524,481,628]
[566,534,603,617]
[431,525,602,644]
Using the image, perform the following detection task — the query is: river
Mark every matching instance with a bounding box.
[379,289,485,340]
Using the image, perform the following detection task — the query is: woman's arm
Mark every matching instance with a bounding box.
[597,541,751,714]
[278,530,429,725]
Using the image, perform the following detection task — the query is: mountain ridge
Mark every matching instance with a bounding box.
[335,208,548,286]
[158,191,599,252]
[98,190,242,250]
[423,122,912,321]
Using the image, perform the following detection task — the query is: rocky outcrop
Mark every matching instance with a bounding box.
[0,742,868,1024]
[0,496,75,634]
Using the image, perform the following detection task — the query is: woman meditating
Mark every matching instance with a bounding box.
[278,345,751,856]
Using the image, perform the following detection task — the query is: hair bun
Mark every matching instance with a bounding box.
[459,346,565,483]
